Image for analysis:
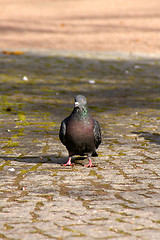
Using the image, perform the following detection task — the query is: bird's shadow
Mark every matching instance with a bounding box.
[0,154,86,166]
[132,131,160,145]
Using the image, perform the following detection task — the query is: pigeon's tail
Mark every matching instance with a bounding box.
[91,151,98,157]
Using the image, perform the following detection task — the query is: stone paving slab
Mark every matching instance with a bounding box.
[0,50,160,239]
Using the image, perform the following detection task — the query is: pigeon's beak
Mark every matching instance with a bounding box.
[75,102,79,107]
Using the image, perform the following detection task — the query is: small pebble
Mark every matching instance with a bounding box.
[23,76,28,81]
[125,70,129,74]
[134,65,141,69]
[88,80,95,84]
[7,129,11,132]
[8,168,15,172]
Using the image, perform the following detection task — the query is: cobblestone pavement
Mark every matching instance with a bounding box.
[0,51,160,239]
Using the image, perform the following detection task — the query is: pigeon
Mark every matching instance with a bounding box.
[59,95,102,167]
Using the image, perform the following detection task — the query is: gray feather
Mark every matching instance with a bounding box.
[93,119,102,149]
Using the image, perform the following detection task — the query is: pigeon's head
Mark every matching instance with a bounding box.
[74,95,87,109]
[74,95,87,108]
[74,95,89,117]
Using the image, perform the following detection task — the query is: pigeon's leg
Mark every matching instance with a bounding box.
[63,157,74,166]
[84,157,95,167]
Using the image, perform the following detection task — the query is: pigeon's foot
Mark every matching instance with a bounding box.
[63,163,74,166]
[63,157,74,166]
[84,158,95,167]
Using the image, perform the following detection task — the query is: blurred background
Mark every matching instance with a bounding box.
[1,0,160,53]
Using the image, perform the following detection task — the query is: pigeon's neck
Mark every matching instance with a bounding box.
[73,106,89,119]
[82,106,88,116]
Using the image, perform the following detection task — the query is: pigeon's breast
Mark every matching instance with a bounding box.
[66,117,95,152]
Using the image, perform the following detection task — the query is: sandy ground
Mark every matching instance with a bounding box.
[1,0,160,53]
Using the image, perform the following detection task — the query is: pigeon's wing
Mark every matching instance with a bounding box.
[59,118,67,146]
[93,119,102,149]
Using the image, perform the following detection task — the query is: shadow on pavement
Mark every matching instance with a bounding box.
[0,51,160,160]
[0,155,86,165]
[0,51,160,117]
[132,131,160,145]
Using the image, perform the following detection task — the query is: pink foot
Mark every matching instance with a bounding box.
[63,157,74,166]
[84,158,95,167]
